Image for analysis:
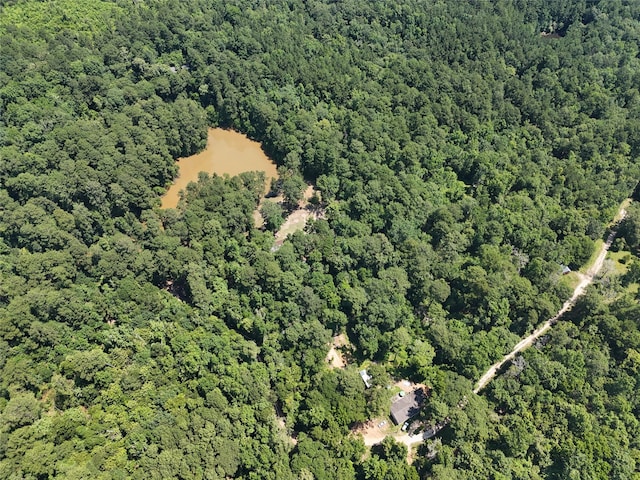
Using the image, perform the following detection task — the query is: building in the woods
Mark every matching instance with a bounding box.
[390,388,427,425]
[359,369,372,388]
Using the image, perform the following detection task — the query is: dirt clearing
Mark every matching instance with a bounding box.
[326,334,349,369]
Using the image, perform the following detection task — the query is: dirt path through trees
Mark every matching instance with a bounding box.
[355,202,629,457]
[473,203,628,394]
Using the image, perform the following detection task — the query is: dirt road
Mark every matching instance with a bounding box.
[355,201,629,455]
[473,205,627,394]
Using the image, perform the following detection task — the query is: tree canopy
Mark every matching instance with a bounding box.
[1,0,640,477]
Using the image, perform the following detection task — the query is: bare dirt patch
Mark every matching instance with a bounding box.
[356,417,433,465]
[271,185,325,249]
[274,208,318,243]
[355,419,392,447]
[394,380,427,394]
[326,334,349,369]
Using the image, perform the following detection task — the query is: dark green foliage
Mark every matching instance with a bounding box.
[260,201,285,232]
[364,437,419,480]
[465,299,640,479]
[1,0,640,478]
[1,392,41,432]
[621,203,640,254]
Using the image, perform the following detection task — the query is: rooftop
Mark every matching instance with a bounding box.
[390,388,427,425]
[360,369,372,388]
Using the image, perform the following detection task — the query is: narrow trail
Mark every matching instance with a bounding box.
[473,204,628,394]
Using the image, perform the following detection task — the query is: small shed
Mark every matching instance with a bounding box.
[561,264,571,275]
[390,388,426,425]
[359,369,372,388]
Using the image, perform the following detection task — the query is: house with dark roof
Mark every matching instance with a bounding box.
[390,388,427,425]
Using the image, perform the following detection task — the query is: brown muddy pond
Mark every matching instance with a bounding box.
[161,128,278,209]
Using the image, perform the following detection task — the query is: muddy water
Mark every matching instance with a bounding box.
[161,128,278,209]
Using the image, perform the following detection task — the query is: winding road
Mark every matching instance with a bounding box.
[473,203,628,394]
[358,201,630,453]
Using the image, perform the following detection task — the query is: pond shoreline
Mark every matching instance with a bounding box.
[161,128,279,209]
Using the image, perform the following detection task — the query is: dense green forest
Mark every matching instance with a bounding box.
[1,0,640,478]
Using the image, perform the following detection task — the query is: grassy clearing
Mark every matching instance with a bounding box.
[605,249,640,297]
[0,0,121,35]
[607,250,633,275]
[558,271,581,291]
[626,283,640,296]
